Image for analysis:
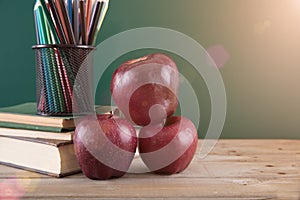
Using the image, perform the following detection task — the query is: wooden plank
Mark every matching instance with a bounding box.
[0,177,299,199]
[0,165,49,179]
[212,140,300,153]
[3,198,284,200]
[2,158,298,182]
[126,158,300,179]
[0,140,299,199]
[200,140,300,156]
[16,198,277,200]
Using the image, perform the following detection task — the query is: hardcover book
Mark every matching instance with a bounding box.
[0,103,119,132]
[0,127,73,140]
[0,136,80,177]
[0,103,75,131]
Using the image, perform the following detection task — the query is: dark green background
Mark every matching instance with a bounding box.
[0,0,299,138]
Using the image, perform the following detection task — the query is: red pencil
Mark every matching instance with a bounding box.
[85,0,93,41]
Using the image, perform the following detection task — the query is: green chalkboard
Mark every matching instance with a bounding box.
[0,0,299,139]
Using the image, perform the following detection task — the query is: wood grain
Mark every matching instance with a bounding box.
[0,140,299,200]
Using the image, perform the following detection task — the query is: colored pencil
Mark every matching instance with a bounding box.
[54,0,70,43]
[87,0,103,45]
[93,0,109,45]
[55,0,75,44]
[40,5,64,110]
[66,0,73,24]
[35,0,109,46]
[58,0,76,44]
[35,2,55,111]
[55,49,73,112]
[48,0,68,44]
[35,2,50,44]
[34,11,40,44]
[72,0,80,44]
[53,48,70,112]
[39,0,60,44]
[85,0,93,41]
[50,47,67,112]
[34,3,51,111]
[42,9,64,111]
[33,0,107,114]
[79,0,86,45]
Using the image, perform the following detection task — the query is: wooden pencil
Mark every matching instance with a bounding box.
[48,0,68,44]
[54,0,75,44]
[87,0,103,45]
[85,0,93,42]
[72,0,80,44]
[40,0,60,44]
[93,0,109,45]
[58,0,76,44]
[79,0,86,45]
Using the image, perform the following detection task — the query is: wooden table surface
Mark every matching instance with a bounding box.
[0,140,299,200]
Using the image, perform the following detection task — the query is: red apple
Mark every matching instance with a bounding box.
[111,53,179,126]
[138,116,198,174]
[74,114,137,180]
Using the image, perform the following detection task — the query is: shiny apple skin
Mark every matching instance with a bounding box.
[138,116,198,174]
[111,53,179,126]
[74,115,137,180]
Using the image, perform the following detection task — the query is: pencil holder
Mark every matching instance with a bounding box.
[32,45,95,116]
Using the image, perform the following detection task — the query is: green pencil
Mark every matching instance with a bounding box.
[40,0,60,44]
[93,0,109,45]
[36,2,50,44]
[36,3,57,112]
[37,1,67,113]
[49,48,67,113]
[40,9,60,111]
[35,2,53,112]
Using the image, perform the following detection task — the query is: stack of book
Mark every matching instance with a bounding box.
[0,102,115,177]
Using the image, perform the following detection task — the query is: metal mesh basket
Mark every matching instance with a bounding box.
[33,45,95,116]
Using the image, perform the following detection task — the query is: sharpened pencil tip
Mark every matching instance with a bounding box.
[34,0,41,10]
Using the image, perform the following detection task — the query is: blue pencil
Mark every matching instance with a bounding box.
[66,0,73,25]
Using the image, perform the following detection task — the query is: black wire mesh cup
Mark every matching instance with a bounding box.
[32,45,95,116]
